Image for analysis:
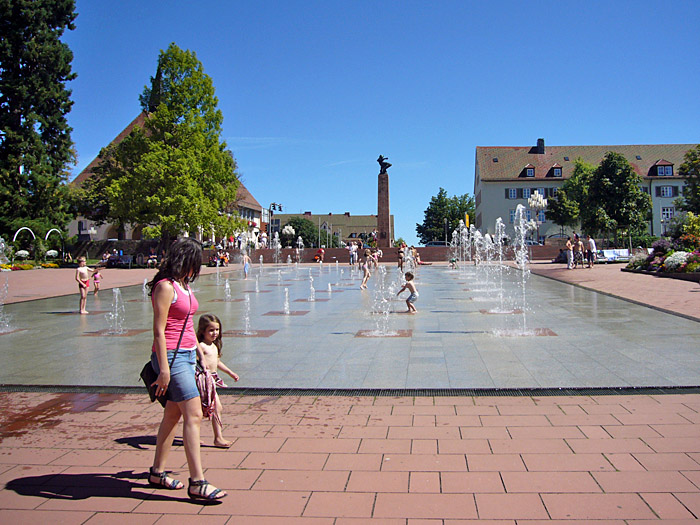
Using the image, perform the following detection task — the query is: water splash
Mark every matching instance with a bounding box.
[242,294,255,335]
[308,275,316,302]
[0,274,14,333]
[142,278,149,302]
[224,278,232,302]
[255,275,260,293]
[105,288,126,334]
[283,287,290,315]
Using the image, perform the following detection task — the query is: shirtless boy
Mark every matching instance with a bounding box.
[75,256,94,314]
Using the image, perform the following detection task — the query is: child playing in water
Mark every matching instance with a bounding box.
[92,268,102,296]
[75,256,94,314]
[360,251,371,289]
[195,314,239,448]
[242,252,252,280]
[397,272,418,314]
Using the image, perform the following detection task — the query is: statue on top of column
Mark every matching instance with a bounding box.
[377,155,392,174]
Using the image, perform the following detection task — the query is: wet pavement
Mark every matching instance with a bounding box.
[2,262,700,389]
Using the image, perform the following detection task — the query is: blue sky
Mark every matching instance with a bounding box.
[64,0,700,245]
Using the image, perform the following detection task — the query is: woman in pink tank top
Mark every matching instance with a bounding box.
[145,238,226,501]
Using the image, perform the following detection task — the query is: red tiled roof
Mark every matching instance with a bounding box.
[235,181,262,211]
[71,112,260,212]
[477,143,698,181]
[72,112,148,186]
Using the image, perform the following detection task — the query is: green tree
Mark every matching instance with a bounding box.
[283,217,338,248]
[80,43,242,242]
[416,188,475,245]
[582,151,651,244]
[679,145,700,213]
[545,158,594,233]
[0,0,77,239]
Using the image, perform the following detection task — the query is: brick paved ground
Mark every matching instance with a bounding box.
[2,262,700,521]
[2,391,700,522]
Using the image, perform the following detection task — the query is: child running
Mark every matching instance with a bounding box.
[92,268,102,296]
[195,314,239,448]
[397,272,418,314]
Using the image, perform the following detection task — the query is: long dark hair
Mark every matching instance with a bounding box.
[147,237,202,295]
[196,313,223,356]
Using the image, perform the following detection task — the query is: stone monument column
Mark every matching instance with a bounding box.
[376,155,392,248]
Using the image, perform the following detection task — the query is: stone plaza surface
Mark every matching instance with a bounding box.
[2,261,700,522]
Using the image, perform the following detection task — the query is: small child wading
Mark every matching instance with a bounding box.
[397,272,418,314]
[195,314,239,448]
[92,268,102,296]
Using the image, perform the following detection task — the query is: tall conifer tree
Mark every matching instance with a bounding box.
[0,0,77,238]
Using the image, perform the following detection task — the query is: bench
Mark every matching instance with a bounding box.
[599,249,630,263]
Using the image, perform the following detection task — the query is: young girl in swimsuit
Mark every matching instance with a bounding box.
[92,268,102,296]
[75,256,94,314]
[195,314,239,448]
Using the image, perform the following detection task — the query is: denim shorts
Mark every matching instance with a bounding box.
[151,348,199,403]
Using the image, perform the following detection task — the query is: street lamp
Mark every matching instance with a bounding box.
[268,202,283,235]
[528,191,547,244]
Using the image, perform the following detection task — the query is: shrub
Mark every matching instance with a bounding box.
[626,252,648,269]
[41,262,59,268]
[682,211,700,237]
[685,262,700,273]
[663,251,689,272]
[11,263,34,271]
[651,238,672,254]
[15,249,29,259]
[646,255,665,271]
[673,234,700,252]
[46,249,59,258]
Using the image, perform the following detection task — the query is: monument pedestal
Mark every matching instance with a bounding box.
[377,172,391,248]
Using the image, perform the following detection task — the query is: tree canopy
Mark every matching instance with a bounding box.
[545,158,593,232]
[78,43,242,241]
[0,0,77,240]
[282,216,339,248]
[679,145,700,214]
[416,188,475,245]
[582,151,651,240]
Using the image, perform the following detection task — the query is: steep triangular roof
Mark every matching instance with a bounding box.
[71,112,260,211]
[72,112,148,187]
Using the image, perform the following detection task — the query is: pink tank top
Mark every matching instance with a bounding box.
[152,279,199,351]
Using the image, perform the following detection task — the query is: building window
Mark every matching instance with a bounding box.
[526,168,534,177]
[508,188,517,200]
[661,207,675,220]
[660,186,675,197]
[526,210,532,221]
[553,168,562,177]
[658,166,673,176]
[509,209,516,224]
[523,188,531,199]
[551,187,558,196]
[536,188,545,197]
[537,210,546,222]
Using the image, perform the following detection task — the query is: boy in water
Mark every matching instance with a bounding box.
[397,272,418,314]
[75,256,94,314]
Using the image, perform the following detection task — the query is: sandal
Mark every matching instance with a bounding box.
[188,478,227,501]
[148,467,184,490]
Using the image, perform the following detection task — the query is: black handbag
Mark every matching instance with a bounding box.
[140,287,192,407]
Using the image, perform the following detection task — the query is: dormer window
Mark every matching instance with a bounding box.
[653,160,674,177]
[553,168,562,177]
[526,168,534,177]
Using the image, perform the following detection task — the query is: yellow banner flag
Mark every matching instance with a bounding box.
[465,213,470,228]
